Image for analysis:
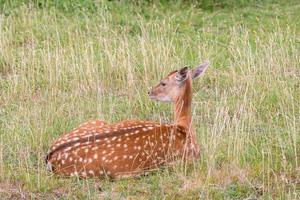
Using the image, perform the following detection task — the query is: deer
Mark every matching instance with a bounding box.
[45,61,209,179]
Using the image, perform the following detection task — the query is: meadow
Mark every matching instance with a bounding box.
[0,0,299,199]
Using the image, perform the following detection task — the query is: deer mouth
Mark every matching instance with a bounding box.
[149,95,172,102]
[148,95,157,100]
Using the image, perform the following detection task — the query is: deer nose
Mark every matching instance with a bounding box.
[147,87,152,95]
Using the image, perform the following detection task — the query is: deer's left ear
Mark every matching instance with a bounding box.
[191,61,210,79]
[175,66,189,84]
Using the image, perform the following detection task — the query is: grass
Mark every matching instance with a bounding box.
[0,0,299,199]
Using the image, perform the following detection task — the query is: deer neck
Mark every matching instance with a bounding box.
[174,78,193,132]
[173,78,200,158]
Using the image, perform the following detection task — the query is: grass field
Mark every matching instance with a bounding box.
[0,0,299,199]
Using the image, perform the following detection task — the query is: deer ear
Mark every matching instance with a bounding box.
[175,66,189,84]
[191,61,210,79]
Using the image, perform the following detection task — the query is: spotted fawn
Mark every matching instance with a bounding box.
[45,61,210,179]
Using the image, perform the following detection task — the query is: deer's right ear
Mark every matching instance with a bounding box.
[175,67,189,84]
[191,61,210,79]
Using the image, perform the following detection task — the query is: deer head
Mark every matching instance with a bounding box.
[148,61,210,103]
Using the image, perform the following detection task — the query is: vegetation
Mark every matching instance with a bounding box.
[0,0,299,199]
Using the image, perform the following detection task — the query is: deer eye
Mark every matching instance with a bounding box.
[160,82,166,86]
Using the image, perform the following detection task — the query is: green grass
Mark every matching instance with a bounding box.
[0,0,299,199]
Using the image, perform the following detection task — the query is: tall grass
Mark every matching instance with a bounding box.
[0,1,299,199]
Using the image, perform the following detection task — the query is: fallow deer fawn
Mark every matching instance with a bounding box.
[45,61,209,179]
